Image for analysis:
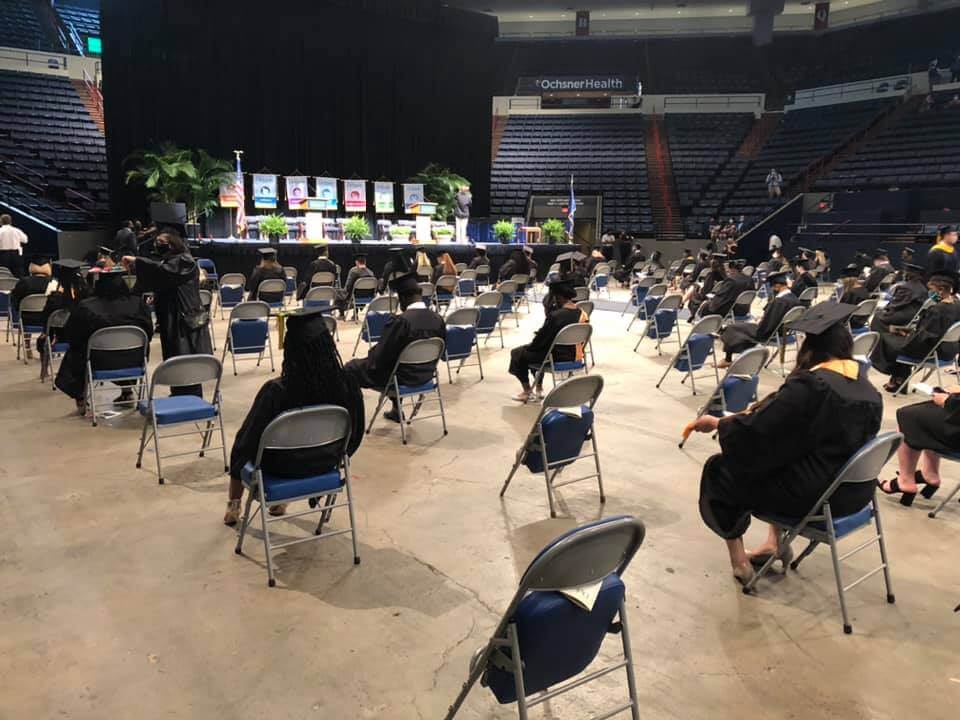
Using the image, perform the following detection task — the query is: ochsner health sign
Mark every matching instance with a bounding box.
[518,75,629,94]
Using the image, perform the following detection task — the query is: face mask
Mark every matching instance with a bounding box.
[929,291,942,302]
[156,241,170,254]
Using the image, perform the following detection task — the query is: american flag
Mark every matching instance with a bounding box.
[233,155,246,237]
[565,174,577,237]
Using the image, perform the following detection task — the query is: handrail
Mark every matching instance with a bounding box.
[0,47,69,71]
[1,158,46,183]
[65,187,94,205]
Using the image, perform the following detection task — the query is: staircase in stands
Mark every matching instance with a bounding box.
[736,113,781,158]
[491,115,508,164]
[645,114,683,240]
[71,78,105,134]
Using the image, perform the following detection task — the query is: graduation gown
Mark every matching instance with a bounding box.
[925,243,959,276]
[54,294,154,399]
[228,376,364,481]
[335,267,375,313]
[246,265,286,303]
[839,286,871,327]
[871,300,960,376]
[896,395,960,454]
[699,361,882,539]
[720,291,799,355]
[344,306,446,389]
[864,263,894,293]
[134,253,212,360]
[705,272,753,318]
[468,256,487,271]
[12,275,51,325]
[791,273,818,304]
[688,270,724,316]
[298,257,339,299]
[871,280,927,332]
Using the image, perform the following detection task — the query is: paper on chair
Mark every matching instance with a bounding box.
[555,406,583,419]
[913,382,936,396]
[558,579,604,611]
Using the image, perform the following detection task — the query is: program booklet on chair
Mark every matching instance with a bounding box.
[557,579,604,611]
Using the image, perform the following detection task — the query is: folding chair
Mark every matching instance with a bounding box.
[476,291,505,348]
[443,307,483,382]
[282,266,298,305]
[350,276,378,320]
[679,346,768,448]
[621,277,656,319]
[531,323,593,390]
[418,281,436,309]
[256,278,286,311]
[221,301,274,375]
[199,289,216,351]
[351,295,397,357]
[510,274,530,313]
[744,432,901,635]
[136,355,228,485]
[852,331,880,376]
[928,452,960,519]
[475,263,491,289]
[322,314,339,341]
[436,275,458,312]
[762,305,806,377]
[197,257,219,308]
[234,405,361,587]
[310,271,337,288]
[365,337,448,445]
[656,314,722,395]
[457,269,477,301]
[633,294,682,355]
[15,293,46,364]
[497,280,519,328]
[44,308,70,388]
[726,290,756,324]
[0,275,15,342]
[626,281,665,330]
[417,266,433,283]
[589,263,611,298]
[454,262,468,275]
[304,286,336,313]
[501,375,605,517]
[893,320,960,394]
[574,286,590,303]
[797,286,818,308]
[218,273,245,320]
[848,299,878,335]
[86,325,149,427]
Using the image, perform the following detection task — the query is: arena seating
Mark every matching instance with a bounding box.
[665,113,754,237]
[489,115,653,233]
[0,0,54,51]
[55,2,101,39]
[0,70,107,226]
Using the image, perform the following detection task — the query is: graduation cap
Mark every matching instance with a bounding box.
[258,247,278,260]
[873,248,889,259]
[711,252,728,260]
[939,225,958,235]
[523,245,534,255]
[839,263,860,278]
[387,248,419,293]
[798,246,815,257]
[474,246,487,255]
[929,269,960,292]
[283,307,332,343]
[901,246,916,256]
[791,302,856,336]
[767,271,789,285]
[53,258,85,279]
[352,250,367,262]
[556,251,587,263]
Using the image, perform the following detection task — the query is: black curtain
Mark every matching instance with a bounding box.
[100,0,497,221]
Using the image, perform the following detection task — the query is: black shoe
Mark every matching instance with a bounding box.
[114,390,134,405]
[878,477,917,507]
[383,408,401,423]
[916,470,941,499]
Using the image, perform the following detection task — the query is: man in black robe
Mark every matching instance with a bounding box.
[864,248,895,294]
[468,247,488,270]
[615,243,646,284]
[55,269,153,411]
[895,247,916,282]
[871,263,928,333]
[334,252,375,317]
[702,258,753,319]
[245,247,286,304]
[926,225,959,276]
[789,258,818,305]
[298,246,339,299]
[718,271,799,366]
[344,250,446,423]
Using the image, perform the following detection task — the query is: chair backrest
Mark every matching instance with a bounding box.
[198,289,213,309]
[726,345,769,377]
[938,320,960,346]
[576,300,594,318]
[311,271,337,286]
[460,268,477,281]
[548,263,561,274]
[446,307,479,327]
[780,305,807,332]
[436,275,458,293]
[476,291,502,308]
[230,300,270,321]
[197,258,217,274]
[416,266,432,281]
[87,325,148,358]
[852,298,878,319]
[593,263,611,276]
[798,287,818,302]
[689,314,723,336]
[19,293,47,315]
[541,374,603,412]
[498,280,517,298]
[510,273,528,289]
[636,277,655,290]
[283,265,297,280]
[656,294,683,312]
[681,263,696,276]
[257,278,286,298]
[454,262,467,274]
[475,263,491,277]
[353,276,378,295]
[418,281,435,299]
[305,286,336,305]
[550,322,593,353]
[835,432,903,488]
[220,272,245,289]
[0,276,17,292]
[397,337,444,367]
[366,295,398,314]
[46,308,70,333]
[852,330,880,359]
[697,268,711,281]
[0,266,13,276]
[647,283,668,299]
[733,290,756,308]
[574,287,590,302]
[150,354,223,393]
[255,405,350,466]
[742,266,755,277]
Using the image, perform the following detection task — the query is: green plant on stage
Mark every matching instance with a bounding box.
[259,214,288,239]
[389,225,414,239]
[344,215,371,242]
[409,163,470,221]
[433,226,454,239]
[493,219,515,244]
[541,218,566,244]
[186,150,235,224]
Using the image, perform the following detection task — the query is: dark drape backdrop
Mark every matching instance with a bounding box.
[100,0,497,222]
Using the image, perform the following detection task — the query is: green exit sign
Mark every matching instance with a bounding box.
[86,36,102,55]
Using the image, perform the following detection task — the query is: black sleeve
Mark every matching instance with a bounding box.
[755,299,782,339]
[903,306,947,357]
[344,375,366,457]
[527,313,560,355]
[245,268,261,294]
[364,316,408,382]
[62,304,90,346]
[229,382,279,480]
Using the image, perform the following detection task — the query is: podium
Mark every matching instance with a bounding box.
[408,201,438,243]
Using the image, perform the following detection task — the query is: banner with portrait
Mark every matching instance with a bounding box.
[402,183,424,212]
[253,174,278,209]
[344,179,368,212]
[374,181,395,213]
[315,177,338,210]
[814,2,829,30]
[218,172,243,208]
[285,176,308,210]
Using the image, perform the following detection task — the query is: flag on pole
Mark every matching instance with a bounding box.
[565,174,577,237]
[234,153,246,237]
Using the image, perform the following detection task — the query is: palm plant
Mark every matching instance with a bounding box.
[124,143,196,203]
[186,150,234,224]
[409,163,469,221]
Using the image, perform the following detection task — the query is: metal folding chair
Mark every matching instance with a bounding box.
[744,432,901,635]
[849,299,878,334]
[86,325,149,427]
[510,274,530,313]
[304,286,336,313]
[626,281,664,330]
[497,280,519,328]
[443,307,483,382]
[256,278,286,311]
[322,314,338,341]
[199,289,216,351]
[418,281,436,310]
[436,275,459,312]
[476,291,505,348]
[135,354,228,485]
[621,277,656,319]
[417,266,433,283]
[633,293,682,355]
[762,305,806,377]
[282,266,297,305]
[531,323,593,390]
[350,276,378,320]
[221,301,274,375]
[656,314,722,395]
[44,308,70,388]
[197,257,220,309]
[852,331,880,373]
[454,262,468,275]
[351,295,397,358]
[725,290,757,324]
[475,263,491,289]
[444,514,645,720]
[457,269,477,301]
[310,271,337,288]
[928,452,960,519]
[234,405,360,587]
[797,286,818,308]
[365,337,447,445]
[574,286,590,303]
[589,262,611,298]
[0,276,15,342]
[893,321,960,394]
[15,293,46,364]
[218,273,245,320]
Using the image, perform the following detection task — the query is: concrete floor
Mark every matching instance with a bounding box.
[1,286,959,719]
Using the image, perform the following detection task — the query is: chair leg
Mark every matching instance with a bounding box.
[929,481,960,518]
[508,624,529,720]
[543,459,557,518]
[618,600,641,720]
[789,539,819,570]
[443,643,494,720]
[344,467,360,565]
[500,450,524,497]
[591,429,605,503]
[476,343,484,380]
[365,391,389,434]
[435,382,448,436]
[260,488,277,587]
[267,335,275,372]
[823,505,853,634]
[149,415,164,484]
[234,491,256,553]
[398,393,408,445]
[135,416,150,468]
[872,501,895,603]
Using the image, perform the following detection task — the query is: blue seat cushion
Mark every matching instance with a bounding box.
[896,354,954,367]
[708,374,758,415]
[486,573,625,704]
[524,406,593,473]
[240,461,343,502]
[92,366,145,381]
[444,326,476,360]
[647,309,677,338]
[229,318,268,354]
[675,333,714,371]
[52,342,69,353]
[551,359,585,372]
[139,396,218,424]
[763,504,873,540]
[396,380,437,396]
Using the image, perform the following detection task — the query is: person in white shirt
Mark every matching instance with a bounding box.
[0,214,28,277]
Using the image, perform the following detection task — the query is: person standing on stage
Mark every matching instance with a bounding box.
[246,247,286,304]
[0,214,28,276]
[454,184,471,243]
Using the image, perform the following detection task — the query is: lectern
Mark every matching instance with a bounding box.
[408,201,438,243]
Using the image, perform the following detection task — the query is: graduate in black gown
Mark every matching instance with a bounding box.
[718,271,799,365]
[468,247,488,271]
[343,250,446,423]
[55,268,153,412]
[498,249,530,283]
[837,264,870,308]
[334,252,375,317]
[871,262,927,333]
[700,257,753,319]
[686,255,725,317]
[870,270,960,393]
[689,303,882,585]
[37,259,87,381]
[298,246,339,299]
[224,307,365,525]
[245,247,286,303]
[864,248,895,294]
[789,258,818,304]
[925,225,959,276]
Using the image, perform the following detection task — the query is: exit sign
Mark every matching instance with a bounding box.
[86,36,102,55]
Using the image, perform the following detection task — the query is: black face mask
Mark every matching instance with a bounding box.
[155,241,170,255]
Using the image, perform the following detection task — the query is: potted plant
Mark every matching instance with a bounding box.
[493,219,515,244]
[344,215,371,243]
[409,163,470,221]
[389,225,414,241]
[259,214,288,245]
[433,226,454,243]
[541,218,566,245]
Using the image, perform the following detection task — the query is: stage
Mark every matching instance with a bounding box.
[190,241,576,283]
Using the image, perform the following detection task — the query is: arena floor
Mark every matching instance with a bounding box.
[1,286,958,719]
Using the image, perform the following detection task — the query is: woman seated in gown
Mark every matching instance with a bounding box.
[879,385,960,506]
[224,307,365,525]
[688,303,882,585]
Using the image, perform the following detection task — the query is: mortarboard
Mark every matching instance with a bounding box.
[798,246,815,256]
[929,269,960,292]
[258,247,278,259]
[939,225,957,234]
[873,248,889,258]
[839,264,860,278]
[767,271,789,285]
[284,307,332,342]
[352,250,367,262]
[903,262,924,273]
[791,303,856,336]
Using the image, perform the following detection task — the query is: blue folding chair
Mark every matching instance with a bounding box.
[625,281,664,330]
[304,286,336,313]
[633,293,682,355]
[444,514,645,720]
[744,432,901,635]
[15,293,46,364]
[197,257,219,285]
[475,263,491,290]
[0,275,16,342]
[656,314,723,395]
[762,304,806,377]
[531,323,593,391]
[457,269,477,301]
[510,274,530,313]
[234,405,360,587]
[726,290,757,324]
[497,280,520,327]
[589,262,611,299]
[436,275,458,312]
[136,355,228,485]
[476,291,505,348]
[852,331,880,378]
[893,320,960,394]
[282,266,298,306]
[86,325,149,427]
[443,307,483,383]
[256,278,286,311]
[44,308,71,388]
[221,301,274,375]
[351,295,397,357]
[218,273,246,320]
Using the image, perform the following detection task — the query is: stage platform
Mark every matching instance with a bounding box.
[190,241,574,283]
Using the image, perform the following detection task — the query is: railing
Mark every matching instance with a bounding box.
[0,47,70,71]
[65,22,85,56]
[787,74,913,111]
[661,94,764,115]
[82,66,104,118]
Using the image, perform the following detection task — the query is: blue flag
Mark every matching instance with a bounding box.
[565,174,576,236]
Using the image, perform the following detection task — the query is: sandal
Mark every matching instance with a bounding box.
[511,391,532,402]
[915,470,941,499]
[878,477,917,507]
[223,499,241,526]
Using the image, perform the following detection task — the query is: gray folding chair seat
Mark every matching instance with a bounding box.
[531,323,593,391]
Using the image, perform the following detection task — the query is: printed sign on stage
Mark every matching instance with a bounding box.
[315,177,338,210]
[374,181,395,213]
[218,172,243,208]
[253,174,278,209]
[285,176,308,210]
[402,183,424,213]
[344,179,367,212]
[814,2,829,30]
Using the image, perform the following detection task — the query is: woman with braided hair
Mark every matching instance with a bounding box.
[224,308,365,525]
